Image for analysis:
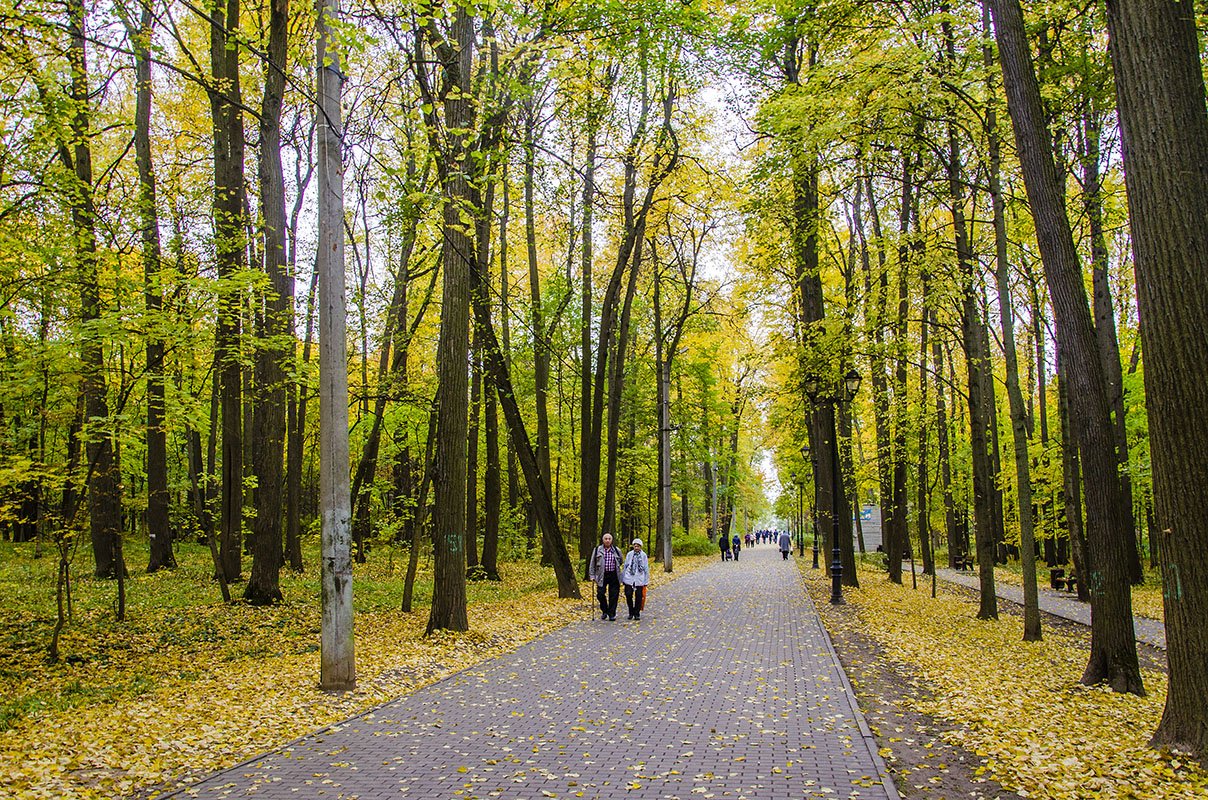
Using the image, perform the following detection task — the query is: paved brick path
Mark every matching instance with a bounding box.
[171,546,897,800]
[934,567,1167,649]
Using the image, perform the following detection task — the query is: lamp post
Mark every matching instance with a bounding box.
[801,443,817,567]
[804,368,862,604]
[796,471,805,557]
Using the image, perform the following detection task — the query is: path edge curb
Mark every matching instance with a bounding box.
[795,559,903,800]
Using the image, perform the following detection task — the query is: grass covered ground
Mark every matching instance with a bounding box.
[0,537,709,800]
[808,562,1204,800]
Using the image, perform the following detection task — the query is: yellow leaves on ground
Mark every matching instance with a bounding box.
[810,566,1206,800]
[0,556,711,800]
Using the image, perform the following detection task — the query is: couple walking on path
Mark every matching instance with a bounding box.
[588,533,649,621]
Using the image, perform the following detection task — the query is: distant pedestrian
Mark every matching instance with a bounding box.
[778,530,792,560]
[719,536,730,561]
[589,533,623,621]
[622,538,650,620]
[731,533,741,561]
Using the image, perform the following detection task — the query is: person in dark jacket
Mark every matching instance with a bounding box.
[588,533,623,620]
[778,529,793,560]
[731,533,741,561]
[719,535,731,561]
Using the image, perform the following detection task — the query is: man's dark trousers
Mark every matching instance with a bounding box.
[597,571,620,618]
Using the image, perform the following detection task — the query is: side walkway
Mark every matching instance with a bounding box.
[169,546,898,800]
[933,567,1167,650]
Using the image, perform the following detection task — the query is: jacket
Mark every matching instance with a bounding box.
[778,531,792,551]
[622,550,650,587]
[588,545,624,586]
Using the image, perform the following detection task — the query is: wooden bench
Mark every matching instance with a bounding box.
[954,555,974,571]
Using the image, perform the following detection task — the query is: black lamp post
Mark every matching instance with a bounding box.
[801,443,818,568]
[804,368,862,604]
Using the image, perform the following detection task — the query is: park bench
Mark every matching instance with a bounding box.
[954,555,974,571]
[1049,567,1079,592]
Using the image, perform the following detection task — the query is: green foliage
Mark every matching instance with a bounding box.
[672,531,715,556]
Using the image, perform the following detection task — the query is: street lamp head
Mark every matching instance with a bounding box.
[803,373,821,402]
[800,443,810,459]
[844,369,862,400]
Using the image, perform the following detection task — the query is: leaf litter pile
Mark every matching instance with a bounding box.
[0,542,708,800]
[806,564,1205,799]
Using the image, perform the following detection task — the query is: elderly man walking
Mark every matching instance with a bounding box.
[588,533,624,621]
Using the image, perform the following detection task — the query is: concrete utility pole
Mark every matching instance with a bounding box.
[317,0,354,691]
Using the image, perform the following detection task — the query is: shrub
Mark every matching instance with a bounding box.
[672,533,716,557]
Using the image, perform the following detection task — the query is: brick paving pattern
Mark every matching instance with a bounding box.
[934,567,1167,649]
[171,546,897,799]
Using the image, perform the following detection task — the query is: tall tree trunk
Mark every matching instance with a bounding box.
[989,0,1141,693]
[1105,0,1208,753]
[208,0,246,584]
[985,9,1040,637]
[419,8,478,634]
[245,0,291,604]
[889,150,914,583]
[1081,110,1140,583]
[64,0,125,582]
[286,269,318,572]
[917,272,933,577]
[933,325,957,565]
[858,173,896,576]
[126,1,172,573]
[465,334,482,573]
[482,371,501,581]
[578,118,598,571]
[945,107,997,620]
[317,0,355,688]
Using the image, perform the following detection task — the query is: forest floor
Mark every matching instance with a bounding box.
[806,560,1203,800]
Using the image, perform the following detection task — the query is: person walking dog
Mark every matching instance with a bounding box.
[589,533,623,620]
[622,538,650,620]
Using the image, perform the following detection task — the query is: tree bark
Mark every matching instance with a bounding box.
[985,13,1040,637]
[988,0,1141,693]
[208,0,246,584]
[1080,110,1140,583]
[125,1,173,573]
[245,0,291,605]
[943,101,997,620]
[64,0,125,582]
[1104,0,1208,752]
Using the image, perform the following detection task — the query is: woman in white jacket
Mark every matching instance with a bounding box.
[622,539,650,620]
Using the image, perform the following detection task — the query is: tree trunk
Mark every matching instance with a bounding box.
[1081,110,1140,583]
[126,1,173,573]
[932,319,957,567]
[208,0,246,584]
[579,120,598,571]
[245,0,291,605]
[889,150,914,583]
[859,174,895,577]
[421,8,477,634]
[1105,0,1208,752]
[985,11,1040,637]
[286,269,318,573]
[945,105,997,620]
[482,371,501,581]
[317,0,355,688]
[64,0,125,582]
[989,0,1141,694]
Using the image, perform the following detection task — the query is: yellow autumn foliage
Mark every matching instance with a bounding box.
[810,565,1205,800]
